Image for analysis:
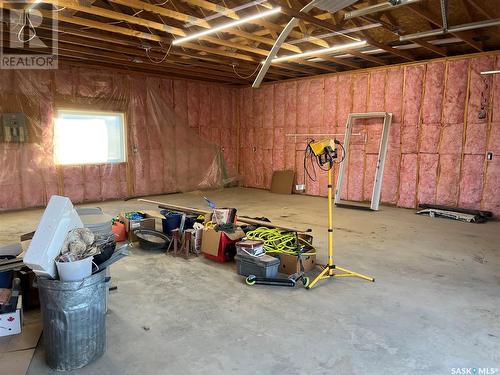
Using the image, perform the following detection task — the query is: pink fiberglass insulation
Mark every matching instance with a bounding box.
[209,86,222,128]
[54,66,73,96]
[148,149,165,195]
[422,62,445,124]
[439,123,464,155]
[420,124,441,153]
[482,160,500,216]
[380,147,400,204]
[398,153,417,208]
[274,84,286,128]
[274,128,285,150]
[346,144,364,202]
[297,81,309,130]
[101,164,122,201]
[337,75,353,126]
[443,60,469,124]
[255,151,265,188]
[253,88,264,128]
[367,70,386,129]
[309,79,324,127]
[365,124,382,154]
[385,68,404,123]
[84,165,102,202]
[20,145,45,208]
[493,57,500,122]
[467,56,493,125]
[352,74,368,113]
[324,77,338,130]
[272,149,285,172]
[489,122,500,154]
[199,84,211,129]
[259,128,274,150]
[363,154,378,201]
[436,154,461,206]
[77,70,113,98]
[187,82,201,129]
[458,154,484,209]
[464,123,488,155]
[417,153,438,205]
[284,83,297,174]
[401,65,424,154]
[1,64,235,211]
[262,85,274,128]
[221,87,232,128]
[263,149,273,188]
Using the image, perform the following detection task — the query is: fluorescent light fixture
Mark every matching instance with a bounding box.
[270,40,367,63]
[173,7,281,45]
[183,0,267,28]
[480,70,500,76]
[288,24,380,45]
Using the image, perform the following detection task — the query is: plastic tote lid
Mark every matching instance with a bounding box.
[23,195,83,279]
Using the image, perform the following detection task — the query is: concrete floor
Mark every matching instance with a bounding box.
[0,187,499,374]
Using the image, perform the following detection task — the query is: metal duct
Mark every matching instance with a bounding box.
[252,0,359,88]
[344,0,422,20]
[315,0,359,12]
[399,18,500,41]
[440,0,449,31]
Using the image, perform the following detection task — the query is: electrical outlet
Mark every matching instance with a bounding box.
[486,152,493,161]
[295,184,305,191]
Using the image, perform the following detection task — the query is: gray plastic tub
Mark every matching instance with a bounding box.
[235,253,280,278]
[38,271,107,371]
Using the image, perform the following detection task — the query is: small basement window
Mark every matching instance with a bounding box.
[54,110,126,165]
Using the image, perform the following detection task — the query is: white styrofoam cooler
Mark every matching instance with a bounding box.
[23,195,83,279]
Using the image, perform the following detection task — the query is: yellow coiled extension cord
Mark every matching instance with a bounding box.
[245,227,316,256]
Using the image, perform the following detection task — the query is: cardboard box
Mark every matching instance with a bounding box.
[201,226,245,262]
[270,170,295,194]
[119,211,160,242]
[0,296,22,337]
[201,227,221,257]
[278,253,316,275]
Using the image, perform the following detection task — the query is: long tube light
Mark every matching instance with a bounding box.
[344,0,421,20]
[173,7,281,45]
[480,70,500,76]
[400,18,500,41]
[288,23,380,45]
[270,40,367,63]
[183,0,267,28]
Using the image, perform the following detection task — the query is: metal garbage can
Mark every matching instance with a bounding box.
[38,271,107,371]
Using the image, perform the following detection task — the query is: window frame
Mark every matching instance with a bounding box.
[54,109,128,166]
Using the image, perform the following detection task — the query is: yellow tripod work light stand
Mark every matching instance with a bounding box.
[305,139,375,289]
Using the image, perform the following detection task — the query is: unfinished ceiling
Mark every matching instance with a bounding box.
[1,0,499,85]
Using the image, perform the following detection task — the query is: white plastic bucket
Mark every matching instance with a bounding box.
[56,256,93,281]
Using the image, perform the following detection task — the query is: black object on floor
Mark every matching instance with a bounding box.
[134,229,171,250]
[418,204,492,219]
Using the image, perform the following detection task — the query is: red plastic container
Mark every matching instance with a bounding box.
[112,222,126,242]
[203,233,239,263]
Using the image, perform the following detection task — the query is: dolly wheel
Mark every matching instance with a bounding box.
[302,277,310,288]
[245,276,256,286]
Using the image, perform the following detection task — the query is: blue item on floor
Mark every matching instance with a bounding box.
[160,210,183,234]
[0,270,13,288]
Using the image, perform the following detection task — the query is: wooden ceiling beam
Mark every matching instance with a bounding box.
[463,0,496,20]
[276,1,345,33]
[320,55,362,69]
[348,50,386,65]
[113,0,300,52]
[349,18,415,61]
